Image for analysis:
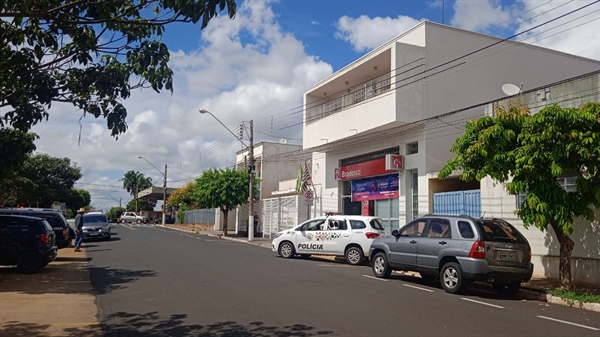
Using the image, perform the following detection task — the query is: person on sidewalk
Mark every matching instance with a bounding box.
[74,208,85,252]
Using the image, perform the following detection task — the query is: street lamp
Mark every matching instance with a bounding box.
[198,108,255,241]
[138,156,168,226]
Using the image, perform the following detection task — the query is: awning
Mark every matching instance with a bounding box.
[138,186,178,201]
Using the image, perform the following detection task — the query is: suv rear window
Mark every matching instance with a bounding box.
[476,219,527,244]
[370,219,385,230]
[35,214,65,229]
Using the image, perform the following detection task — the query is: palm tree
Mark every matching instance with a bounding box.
[121,170,153,212]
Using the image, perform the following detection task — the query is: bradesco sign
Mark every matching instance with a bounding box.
[334,156,402,181]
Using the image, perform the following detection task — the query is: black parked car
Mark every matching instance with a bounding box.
[0,208,71,249]
[0,215,58,273]
[154,216,176,224]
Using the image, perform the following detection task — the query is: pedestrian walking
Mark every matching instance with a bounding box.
[74,208,85,252]
[253,211,260,236]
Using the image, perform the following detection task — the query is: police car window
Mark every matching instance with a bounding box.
[370,219,385,230]
[300,220,325,231]
[327,219,347,230]
[350,220,366,229]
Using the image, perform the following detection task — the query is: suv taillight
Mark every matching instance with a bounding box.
[40,233,49,244]
[527,244,531,262]
[469,240,486,259]
[365,232,380,239]
[63,227,68,238]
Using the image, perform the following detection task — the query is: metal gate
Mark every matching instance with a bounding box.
[433,190,481,218]
[262,195,300,238]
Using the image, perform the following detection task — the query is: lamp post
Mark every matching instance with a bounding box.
[198,109,255,241]
[138,156,168,226]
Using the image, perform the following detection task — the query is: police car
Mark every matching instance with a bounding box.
[271,215,387,265]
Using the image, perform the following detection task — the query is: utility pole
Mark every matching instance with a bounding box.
[163,164,167,226]
[248,119,255,242]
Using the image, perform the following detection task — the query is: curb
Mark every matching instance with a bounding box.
[155,225,600,313]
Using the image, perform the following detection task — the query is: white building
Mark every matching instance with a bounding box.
[302,20,600,265]
[232,141,310,235]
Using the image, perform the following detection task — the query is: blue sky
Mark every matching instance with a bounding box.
[28,0,600,210]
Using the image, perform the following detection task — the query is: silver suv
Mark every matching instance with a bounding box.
[369,214,533,295]
[119,212,149,224]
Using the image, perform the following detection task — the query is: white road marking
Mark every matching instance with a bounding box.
[537,316,600,331]
[403,284,434,292]
[205,239,220,242]
[362,275,388,282]
[316,264,353,267]
[461,298,504,309]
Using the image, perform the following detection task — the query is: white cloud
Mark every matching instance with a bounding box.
[30,0,332,209]
[450,0,512,32]
[514,0,600,60]
[311,21,320,25]
[335,15,421,52]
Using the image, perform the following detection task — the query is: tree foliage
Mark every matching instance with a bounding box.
[63,188,91,214]
[121,170,153,211]
[0,128,38,177]
[126,198,156,212]
[106,206,126,222]
[440,102,600,287]
[0,0,237,137]
[166,181,196,208]
[193,167,251,236]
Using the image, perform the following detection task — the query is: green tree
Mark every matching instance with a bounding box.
[4,153,82,207]
[106,206,126,222]
[0,128,38,177]
[166,181,196,208]
[125,198,156,212]
[0,0,237,137]
[121,170,153,212]
[193,167,253,236]
[62,188,91,215]
[439,102,600,288]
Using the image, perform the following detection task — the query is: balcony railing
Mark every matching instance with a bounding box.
[306,74,391,124]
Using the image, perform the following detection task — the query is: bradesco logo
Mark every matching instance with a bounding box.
[334,157,395,180]
[298,243,323,250]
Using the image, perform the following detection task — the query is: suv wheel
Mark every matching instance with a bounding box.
[440,262,465,294]
[345,246,364,265]
[372,252,392,278]
[492,282,521,296]
[136,219,141,224]
[17,251,43,274]
[278,241,295,258]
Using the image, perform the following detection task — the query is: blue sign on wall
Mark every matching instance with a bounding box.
[351,174,399,202]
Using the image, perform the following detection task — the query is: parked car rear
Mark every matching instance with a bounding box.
[0,215,58,273]
[0,208,70,249]
[369,214,533,295]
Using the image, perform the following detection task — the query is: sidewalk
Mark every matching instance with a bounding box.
[0,246,103,336]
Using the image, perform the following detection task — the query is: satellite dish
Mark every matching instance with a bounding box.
[279,138,287,144]
[502,83,521,96]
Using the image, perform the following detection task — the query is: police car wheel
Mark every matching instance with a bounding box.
[278,241,295,258]
[345,246,364,265]
[372,252,392,278]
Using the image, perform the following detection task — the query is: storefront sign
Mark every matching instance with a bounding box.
[334,158,396,181]
[351,174,399,201]
[385,154,404,170]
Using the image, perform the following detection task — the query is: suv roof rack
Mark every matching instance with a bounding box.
[422,213,476,220]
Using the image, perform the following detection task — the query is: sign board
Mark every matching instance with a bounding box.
[334,157,397,181]
[385,154,404,170]
[351,174,400,202]
[304,190,314,206]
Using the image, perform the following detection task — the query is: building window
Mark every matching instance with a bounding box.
[340,147,399,166]
[557,176,577,193]
[407,142,418,155]
[516,191,527,209]
[410,170,419,220]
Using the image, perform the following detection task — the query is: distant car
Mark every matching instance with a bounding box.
[369,214,533,295]
[0,215,58,273]
[272,215,387,265]
[0,208,71,249]
[154,216,176,224]
[82,212,111,241]
[119,212,149,224]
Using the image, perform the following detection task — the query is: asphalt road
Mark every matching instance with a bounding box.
[85,224,600,337]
